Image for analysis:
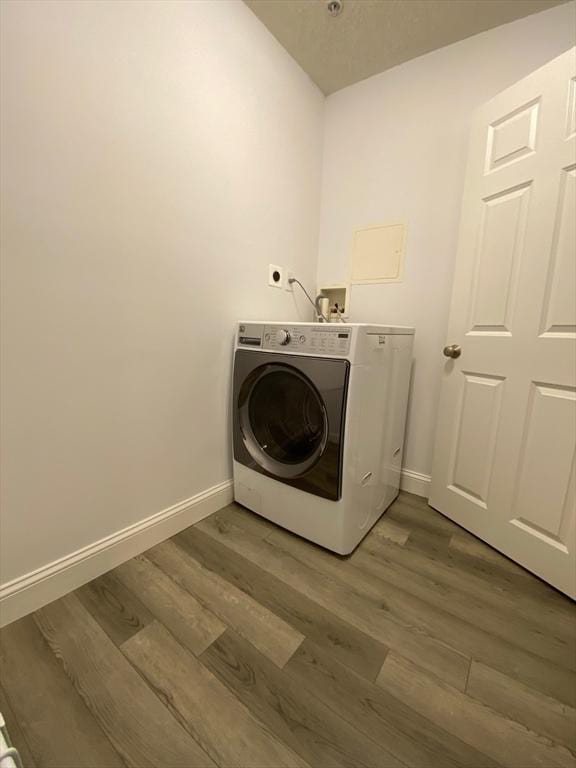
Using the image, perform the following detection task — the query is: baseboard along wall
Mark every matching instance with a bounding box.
[399,468,431,498]
[0,467,429,627]
[0,480,234,628]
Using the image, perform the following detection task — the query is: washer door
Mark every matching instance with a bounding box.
[238,364,328,478]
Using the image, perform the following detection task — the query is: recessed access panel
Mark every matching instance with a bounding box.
[351,223,406,284]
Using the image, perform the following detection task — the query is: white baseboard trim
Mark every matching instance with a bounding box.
[0,479,233,628]
[400,468,431,498]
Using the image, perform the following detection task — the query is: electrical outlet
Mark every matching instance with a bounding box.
[268,264,284,289]
[285,271,294,291]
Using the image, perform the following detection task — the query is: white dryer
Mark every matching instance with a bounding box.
[232,321,415,554]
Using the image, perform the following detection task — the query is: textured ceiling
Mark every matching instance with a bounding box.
[244,0,570,94]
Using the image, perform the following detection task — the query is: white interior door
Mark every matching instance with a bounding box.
[430,47,576,598]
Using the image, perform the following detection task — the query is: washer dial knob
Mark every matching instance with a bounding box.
[278,329,291,345]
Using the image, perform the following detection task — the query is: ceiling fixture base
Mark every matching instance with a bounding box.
[326,0,343,18]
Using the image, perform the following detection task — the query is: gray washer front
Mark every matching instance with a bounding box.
[232,350,349,501]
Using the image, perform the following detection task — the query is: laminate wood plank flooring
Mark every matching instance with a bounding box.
[350,538,576,668]
[284,639,499,768]
[201,628,402,768]
[0,685,37,768]
[147,538,304,668]
[34,595,215,767]
[266,523,575,674]
[115,554,226,656]
[1,615,125,768]
[360,517,576,640]
[176,525,389,681]
[122,622,306,768]
[377,653,576,768]
[196,512,471,691]
[1,491,575,768]
[76,570,155,646]
[466,661,576,751]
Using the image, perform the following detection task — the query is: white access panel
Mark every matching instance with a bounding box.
[351,223,407,284]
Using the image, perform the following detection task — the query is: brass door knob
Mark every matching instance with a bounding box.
[443,344,462,359]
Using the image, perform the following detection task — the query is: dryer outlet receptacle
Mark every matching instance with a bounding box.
[268,264,284,289]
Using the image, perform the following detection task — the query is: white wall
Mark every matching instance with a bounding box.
[317,2,576,480]
[0,0,322,586]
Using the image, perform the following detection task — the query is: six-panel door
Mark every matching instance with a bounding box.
[430,48,576,597]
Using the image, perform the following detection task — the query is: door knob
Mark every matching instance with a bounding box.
[443,344,462,359]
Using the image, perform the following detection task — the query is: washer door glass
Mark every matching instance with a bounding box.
[239,364,328,478]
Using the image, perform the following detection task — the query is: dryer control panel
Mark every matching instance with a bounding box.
[237,324,352,356]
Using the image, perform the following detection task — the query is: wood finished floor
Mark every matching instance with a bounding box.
[1,492,575,768]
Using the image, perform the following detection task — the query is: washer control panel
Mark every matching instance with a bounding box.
[237,324,352,355]
[263,325,351,355]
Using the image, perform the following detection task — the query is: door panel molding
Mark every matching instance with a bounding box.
[539,165,576,338]
[448,372,505,508]
[467,182,531,335]
[485,98,540,174]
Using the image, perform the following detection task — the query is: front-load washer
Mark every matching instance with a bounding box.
[232,321,415,554]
